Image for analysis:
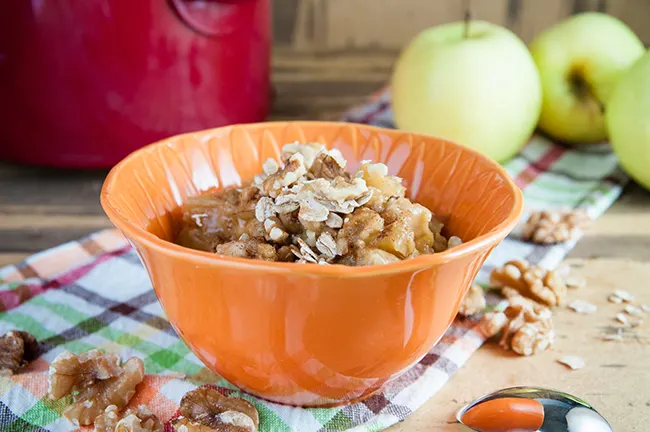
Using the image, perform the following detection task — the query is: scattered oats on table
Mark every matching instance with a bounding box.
[568,299,597,314]
[602,328,623,342]
[624,304,644,316]
[520,209,591,245]
[615,313,629,326]
[613,290,635,302]
[557,355,585,370]
[630,318,644,328]
[608,294,624,304]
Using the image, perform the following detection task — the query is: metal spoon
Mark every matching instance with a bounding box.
[456,386,613,431]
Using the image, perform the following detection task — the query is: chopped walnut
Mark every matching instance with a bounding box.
[429,215,448,252]
[490,260,567,307]
[310,150,347,179]
[49,352,145,427]
[216,239,277,261]
[259,153,307,198]
[171,387,259,432]
[521,209,590,244]
[481,299,554,356]
[458,284,486,317]
[94,404,162,432]
[262,158,279,176]
[281,142,324,169]
[0,330,38,375]
[356,162,406,198]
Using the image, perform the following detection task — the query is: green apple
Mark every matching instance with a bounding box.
[607,50,650,191]
[529,12,644,144]
[391,20,541,163]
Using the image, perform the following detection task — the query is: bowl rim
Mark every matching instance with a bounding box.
[101,121,524,277]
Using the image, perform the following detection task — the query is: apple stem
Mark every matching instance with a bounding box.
[463,0,472,38]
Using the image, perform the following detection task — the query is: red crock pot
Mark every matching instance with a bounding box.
[0,0,271,168]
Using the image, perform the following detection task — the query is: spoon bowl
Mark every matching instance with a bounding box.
[457,386,613,432]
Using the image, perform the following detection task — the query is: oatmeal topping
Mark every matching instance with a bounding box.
[176,143,461,266]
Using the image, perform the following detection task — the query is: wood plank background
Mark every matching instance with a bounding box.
[273,0,650,51]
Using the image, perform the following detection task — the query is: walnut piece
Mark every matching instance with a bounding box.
[48,349,122,400]
[480,299,554,356]
[0,330,38,375]
[171,387,259,432]
[490,260,567,307]
[458,284,486,317]
[521,209,590,244]
[216,239,277,261]
[48,351,145,426]
[94,404,162,432]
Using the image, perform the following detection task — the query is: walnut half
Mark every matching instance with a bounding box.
[49,351,145,426]
[480,299,554,356]
[0,330,38,375]
[172,387,259,432]
[490,259,567,307]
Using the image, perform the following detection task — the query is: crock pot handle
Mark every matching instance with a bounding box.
[168,0,248,38]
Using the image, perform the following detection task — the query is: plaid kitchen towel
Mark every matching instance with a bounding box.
[0,88,626,432]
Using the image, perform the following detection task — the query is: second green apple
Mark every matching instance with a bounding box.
[529,12,645,144]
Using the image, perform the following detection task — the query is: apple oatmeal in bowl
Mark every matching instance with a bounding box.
[101,121,523,406]
[176,142,462,266]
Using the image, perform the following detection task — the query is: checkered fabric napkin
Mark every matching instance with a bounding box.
[0,88,626,431]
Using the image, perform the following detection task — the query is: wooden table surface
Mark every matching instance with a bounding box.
[1,48,650,429]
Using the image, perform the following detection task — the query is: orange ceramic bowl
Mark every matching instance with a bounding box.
[101,121,523,406]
